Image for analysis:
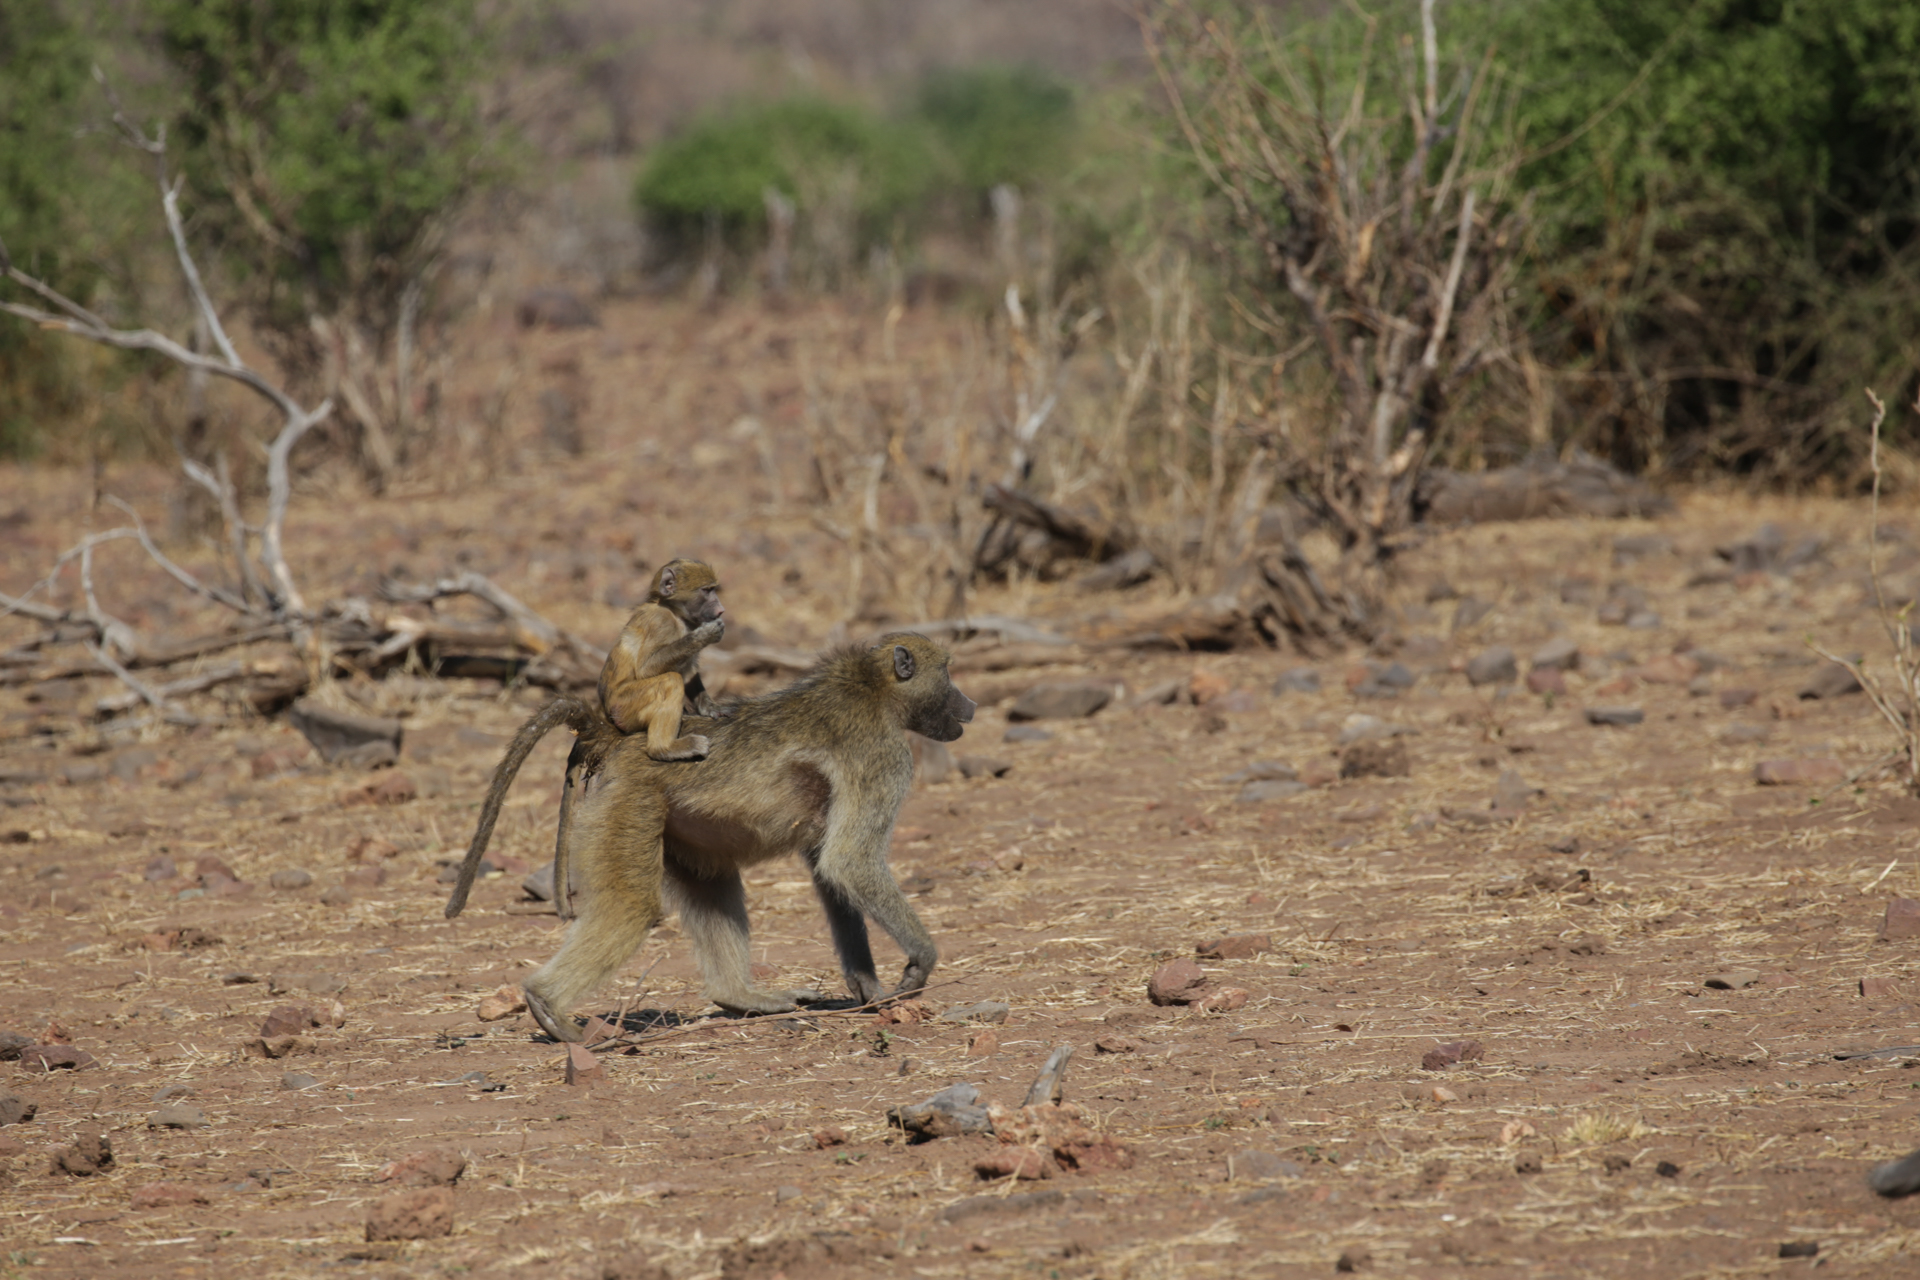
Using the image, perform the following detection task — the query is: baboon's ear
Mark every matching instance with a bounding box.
[892,645,915,681]
[659,565,677,597]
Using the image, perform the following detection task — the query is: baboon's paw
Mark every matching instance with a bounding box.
[524,987,585,1042]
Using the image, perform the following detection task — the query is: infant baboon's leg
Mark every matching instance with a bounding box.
[634,672,711,762]
[666,855,820,1014]
[522,768,666,1041]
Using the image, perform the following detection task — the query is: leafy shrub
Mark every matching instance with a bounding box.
[635,97,936,238]
[914,64,1076,194]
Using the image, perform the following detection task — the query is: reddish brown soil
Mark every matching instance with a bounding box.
[2,294,1919,1278]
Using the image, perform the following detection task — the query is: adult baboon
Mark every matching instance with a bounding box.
[446,632,975,1042]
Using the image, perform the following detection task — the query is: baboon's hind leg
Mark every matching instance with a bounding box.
[522,772,666,1042]
[667,855,822,1014]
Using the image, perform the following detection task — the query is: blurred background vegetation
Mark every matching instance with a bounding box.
[3,0,1917,494]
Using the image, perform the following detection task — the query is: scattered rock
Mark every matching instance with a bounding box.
[1531,637,1581,671]
[986,1099,1133,1174]
[288,698,404,765]
[1635,653,1699,684]
[1196,986,1249,1013]
[1721,722,1770,743]
[937,1000,1011,1025]
[1421,1039,1485,1071]
[1007,679,1119,721]
[1336,1245,1373,1272]
[243,1035,311,1059]
[378,1149,466,1187]
[1227,1149,1301,1181]
[342,772,417,806]
[268,868,313,890]
[1778,1242,1819,1259]
[50,1131,113,1176]
[1868,1148,1920,1197]
[1336,713,1412,744]
[0,1032,31,1062]
[957,756,1013,779]
[1466,646,1518,687]
[319,886,352,907]
[1094,1035,1141,1054]
[346,835,399,862]
[1002,725,1053,743]
[1148,958,1208,1006]
[1583,706,1644,727]
[1514,1154,1543,1175]
[1236,779,1310,803]
[1272,668,1321,694]
[1754,758,1845,786]
[565,1043,603,1086]
[1656,1160,1681,1178]
[148,1104,209,1129]
[1189,669,1231,705]
[130,1181,210,1209]
[143,854,178,882]
[516,287,598,330]
[1196,933,1271,960]
[365,1186,454,1241]
[1451,596,1494,633]
[888,1083,993,1140]
[967,1029,999,1056]
[1224,761,1297,784]
[0,1094,37,1126]
[1525,666,1567,696]
[343,865,386,888]
[1880,898,1920,942]
[18,1045,96,1072]
[1704,970,1761,990]
[261,1005,321,1038]
[974,1147,1053,1180]
[1799,665,1863,700]
[1129,679,1183,708]
[280,1072,320,1090]
[477,985,526,1022]
[774,1185,804,1205]
[1340,739,1410,779]
[1493,770,1542,811]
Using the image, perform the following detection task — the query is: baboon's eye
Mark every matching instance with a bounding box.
[893,645,915,681]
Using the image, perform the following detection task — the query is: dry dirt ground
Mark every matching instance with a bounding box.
[3,295,1920,1279]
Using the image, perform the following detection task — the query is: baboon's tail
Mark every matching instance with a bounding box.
[444,695,596,919]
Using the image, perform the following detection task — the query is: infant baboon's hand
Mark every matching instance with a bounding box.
[692,618,725,645]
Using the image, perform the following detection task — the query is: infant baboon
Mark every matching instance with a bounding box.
[447,632,975,1042]
[600,557,726,760]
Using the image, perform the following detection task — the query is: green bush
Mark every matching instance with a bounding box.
[635,97,936,237]
[914,64,1076,194]
[157,0,503,345]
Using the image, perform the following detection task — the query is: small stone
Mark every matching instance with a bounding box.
[130,1181,209,1209]
[1861,976,1903,999]
[319,886,352,906]
[1530,638,1581,671]
[1514,1154,1543,1175]
[565,1043,602,1086]
[270,971,347,996]
[1719,687,1759,708]
[1721,722,1770,743]
[377,1149,466,1187]
[1196,932,1271,960]
[1148,958,1208,1006]
[1094,1036,1141,1054]
[1007,680,1118,721]
[1189,669,1231,705]
[1656,1160,1681,1178]
[1466,646,1518,687]
[343,864,386,888]
[1624,610,1662,630]
[1584,706,1644,727]
[148,1103,209,1130]
[0,1094,37,1126]
[1002,725,1053,743]
[1336,1245,1372,1272]
[365,1186,454,1241]
[1525,667,1566,696]
[1236,779,1310,803]
[261,1005,318,1038]
[477,985,526,1022]
[51,1132,113,1176]
[1602,1153,1632,1173]
[888,1083,993,1139]
[956,756,1012,780]
[775,1184,803,1204]
[1130,679,1184,708]
[280,1072,321,1090]
[1340,739,1410,778]
[1867,1148,1920,1196]
[974,1147,1054,1180]
[1224,761,1297,784]
[811,1126,847,1148]
[268,868,313,890]
[243,1035,309,1059]
[1799,665,1863,700]
[1451,596,1493,633]
[346,835,400,862]
[58,760,104,786]
[1778,1242,1819,1259]
[1635,653,1699,684]
[289,698,404,764]
[143,855,179,882]
[1755,758,1845,786]
[18,1045,96,1072]
[1880,898,1920,941]
[1227,1149,1299,1180]
[1196,986,1249,1013]
[1493,770,1541,811]
[1272,668,1321,694]
[1430,1085,1459,1103]
[967,1029,999,1056]
[1421,1039,1485,1071]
